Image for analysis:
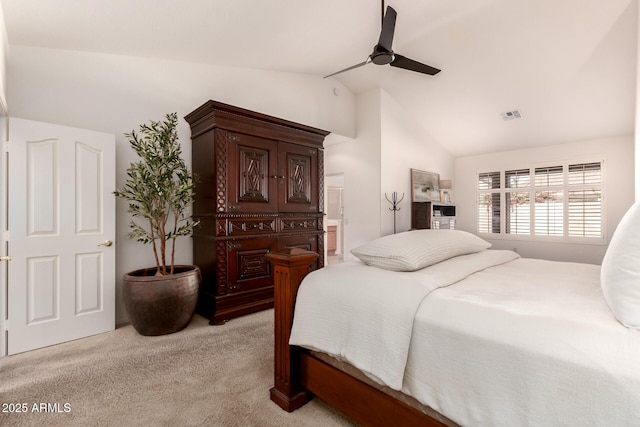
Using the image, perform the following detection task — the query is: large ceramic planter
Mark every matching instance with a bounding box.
[123,265,201,336]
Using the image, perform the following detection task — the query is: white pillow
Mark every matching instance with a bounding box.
[601,201,640,329]
[351,229,491,272]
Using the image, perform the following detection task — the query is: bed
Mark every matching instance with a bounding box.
[265,202,640,426]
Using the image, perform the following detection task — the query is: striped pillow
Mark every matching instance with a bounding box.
[351,229,491,272]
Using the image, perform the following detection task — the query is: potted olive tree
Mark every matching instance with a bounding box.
[115,112,201,336]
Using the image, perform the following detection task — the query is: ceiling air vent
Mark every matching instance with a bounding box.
[500,110,522,121]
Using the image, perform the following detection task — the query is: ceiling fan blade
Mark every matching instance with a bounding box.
[390,54,441,75]
[378,6,397,52]
[324,58,372,78]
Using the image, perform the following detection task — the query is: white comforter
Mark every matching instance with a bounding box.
[290,250,640,426]
[289,249,519,389]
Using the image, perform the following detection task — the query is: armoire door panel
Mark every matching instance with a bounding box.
[278,142,319,212]
[238,249,270,280]
[226,237,278,294]
[287,154,311,203]
[239,146,269,202]
[227,131,278,213]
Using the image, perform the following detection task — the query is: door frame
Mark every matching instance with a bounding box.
[1,116,8,357]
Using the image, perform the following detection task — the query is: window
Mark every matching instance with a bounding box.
[477,161,603,241]
[478,172,500,234]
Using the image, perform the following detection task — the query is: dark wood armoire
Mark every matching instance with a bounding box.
[185,100,329,324]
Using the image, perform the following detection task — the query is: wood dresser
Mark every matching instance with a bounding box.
[185,100,329,324]
[411,202,457,230]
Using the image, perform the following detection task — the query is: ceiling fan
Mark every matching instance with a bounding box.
[324,1,441,78]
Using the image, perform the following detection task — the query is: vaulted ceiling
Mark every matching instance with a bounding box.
[1,0,637,156]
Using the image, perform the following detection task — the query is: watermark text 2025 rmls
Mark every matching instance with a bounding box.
[2,402,72,413]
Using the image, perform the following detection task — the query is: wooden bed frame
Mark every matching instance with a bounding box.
[266,248,448,427]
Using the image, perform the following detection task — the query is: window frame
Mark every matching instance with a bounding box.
[476,158,606,245]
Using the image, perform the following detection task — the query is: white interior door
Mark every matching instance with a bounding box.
[7,118,115,355]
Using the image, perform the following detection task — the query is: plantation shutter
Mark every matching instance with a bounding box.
[568,162,602,237]
[477,161,603,241]
[505,169,530,235]
[534,166,563,236]
[478,172,501,233]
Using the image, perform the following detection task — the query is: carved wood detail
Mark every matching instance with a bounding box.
[316,234,325,269]
[280,218,317,231]
[238,249,271,282]
[239,145,269,203]
[287,154,311,204]
[215,131,227,213]
[216,240,228,295]
[228,218,276,235]
[216,219,227,236]
[318,149,324,214]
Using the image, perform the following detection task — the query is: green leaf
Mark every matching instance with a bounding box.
[114,112,198,272]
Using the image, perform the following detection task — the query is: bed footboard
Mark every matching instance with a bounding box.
[265,248,319,412]
[266,248,450,426]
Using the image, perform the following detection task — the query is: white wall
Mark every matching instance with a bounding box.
[455,136,634,264]
[7,46,357,324]
[0,3,8,115]
[324,89,382,259]
[380,90,454,235]
[636,0,640,202]
[324,88,455,259]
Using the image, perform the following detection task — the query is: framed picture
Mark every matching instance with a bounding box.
[411,169,440,202]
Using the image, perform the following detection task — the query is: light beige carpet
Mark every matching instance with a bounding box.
[0,309,356,426]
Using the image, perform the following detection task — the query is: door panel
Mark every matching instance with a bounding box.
[226,237,277,294]
[76,252,103,314]
[76,142,103,233]
[27,255,58,323]
[8,118,115,355]
[278,142,319,212]
[227,131,278,213]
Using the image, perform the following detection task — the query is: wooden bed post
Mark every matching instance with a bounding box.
[266,247,319,412]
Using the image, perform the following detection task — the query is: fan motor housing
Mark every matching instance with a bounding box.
[371,50,394,65]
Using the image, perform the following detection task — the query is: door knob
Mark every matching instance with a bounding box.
[98,240,113,247]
